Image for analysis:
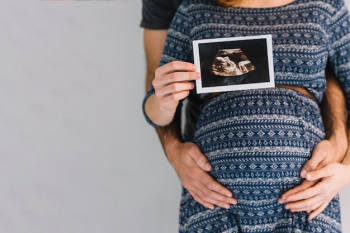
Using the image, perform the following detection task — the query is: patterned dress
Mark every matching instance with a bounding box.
[142,0,350,232]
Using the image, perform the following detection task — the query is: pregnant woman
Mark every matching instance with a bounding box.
[143,0,350,232]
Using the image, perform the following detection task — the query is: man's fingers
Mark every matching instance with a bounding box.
[279,180,317,203]
[305,164,336,181]
[187,182,220,209]
[187,144,212,171]
[198,171,237,204]
[309,202,329,220]
[203,176,234,199]
[300,141,328,178]
[201,183,237,205]
[190,182,232,209]
[182,166,236,208]
[155,61,197,77]
[300,159,322,178]
[196,182,234,209]
[190,192,214,210]
[317,159,332,171]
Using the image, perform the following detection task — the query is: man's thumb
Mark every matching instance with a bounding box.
[189,145,212,171]
[300,144,327,178]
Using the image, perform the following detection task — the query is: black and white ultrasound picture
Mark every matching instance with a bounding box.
[198,38,270,88]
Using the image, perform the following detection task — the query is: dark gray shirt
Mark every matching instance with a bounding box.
[140,0,183,29]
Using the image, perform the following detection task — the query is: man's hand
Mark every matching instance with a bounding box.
[300,140,344,178]
[281,163,350,220]
[278,139,346,218]
[169,141,237,210]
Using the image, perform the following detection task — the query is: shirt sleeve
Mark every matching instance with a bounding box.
[140,0,180,30]
[142,1,192,128]
[327,0,350,127]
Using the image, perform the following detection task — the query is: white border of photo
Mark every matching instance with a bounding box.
[192,34,275,94]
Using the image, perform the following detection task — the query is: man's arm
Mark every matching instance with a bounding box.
[298,66,347,176]
[311,66,347,165]
[143,29,237,209]
[279,66,349,218]
[144,29,167,93]
[322,67,348,146]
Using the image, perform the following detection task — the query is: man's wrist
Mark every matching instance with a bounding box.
[163,137,182,166]
[328,134,348,159]
[343,163,350,183]
[155,124,183,166]
[342,148,350,167]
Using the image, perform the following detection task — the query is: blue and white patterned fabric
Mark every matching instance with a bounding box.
[186,88,341,232]
[141,0,349,232]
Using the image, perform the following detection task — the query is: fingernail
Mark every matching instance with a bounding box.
[285,206,290,209]
[230,200,237,205]
[192,65,197,70]
[224,204,230,209]
[306,174,312,179]
[278,199,284,204]
[204,163,211,171]
[300,169,307,178]
[282,196,287,200]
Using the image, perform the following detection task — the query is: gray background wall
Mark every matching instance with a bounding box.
[0,0,349,232]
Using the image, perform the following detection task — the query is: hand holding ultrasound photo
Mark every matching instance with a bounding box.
[193,35,275,94]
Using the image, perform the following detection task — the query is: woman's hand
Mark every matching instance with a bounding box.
[153,61,200,112]
[144,61,200,126]
[278,139,348,219]
[280,163,350,220]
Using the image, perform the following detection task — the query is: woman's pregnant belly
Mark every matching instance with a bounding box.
[177,88,342,233]
[192,87,325,212]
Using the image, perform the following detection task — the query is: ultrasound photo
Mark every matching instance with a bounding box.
[211,49,255,76]
[193,35,275,94]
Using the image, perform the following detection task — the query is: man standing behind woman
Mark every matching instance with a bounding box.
[141,0,350,230]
